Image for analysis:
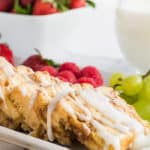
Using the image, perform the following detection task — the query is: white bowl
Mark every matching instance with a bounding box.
[0,8,93,60]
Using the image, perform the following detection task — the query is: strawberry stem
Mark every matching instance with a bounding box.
[86,0,96,8]
[14,0,32,14]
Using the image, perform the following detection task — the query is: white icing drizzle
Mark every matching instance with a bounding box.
[46,83,74,141]
[0,58,15,77]
[37,73,52,87]
[74,93,131,135]
[79,87,146,150]
[19,85,28,97]
[82,124,91,134]
[133,133,150,150]
[22,74,34,83]
[18,82,38,109]
[61,102,75,116]
[0,87,4,101]
[95,110,131,135]
[28,87,38,109]
[81,88,144,132]
[73,98,92,122]
[111,97,128,108]
[92,120,123,150]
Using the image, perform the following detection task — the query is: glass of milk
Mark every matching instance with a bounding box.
[116,0,150,73]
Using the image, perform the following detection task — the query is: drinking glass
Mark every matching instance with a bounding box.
[116,0,150,73]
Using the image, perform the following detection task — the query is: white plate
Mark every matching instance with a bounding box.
[0,126,69,150]
[0,56,134,150]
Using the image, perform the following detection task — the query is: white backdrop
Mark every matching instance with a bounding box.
[70,0,123,58]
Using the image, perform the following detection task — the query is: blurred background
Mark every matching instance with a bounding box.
[71,0,122,58]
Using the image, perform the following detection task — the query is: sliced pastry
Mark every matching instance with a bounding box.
[0,57,149,150]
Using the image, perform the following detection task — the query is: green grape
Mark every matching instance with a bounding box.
[109,73,125,87]
[120,93,137,105]
[144,75,150,82]
[115,85,123,93]
[133,99,150,121]
[138,75,150,100]
[122,75,143,96]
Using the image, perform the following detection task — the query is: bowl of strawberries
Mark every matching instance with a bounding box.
[0,0,95,60]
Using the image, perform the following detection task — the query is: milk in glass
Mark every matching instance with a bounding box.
[116,0,150,73]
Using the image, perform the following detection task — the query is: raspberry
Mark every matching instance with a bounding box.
[70,0,86,9]
[0,44,14,65]
[57,76,68,82]
[78,77,97,87]
[57,71,77,83]
[40,66,57,76]
[80,66,103,87]
[22,55,46,71]
[59,62,80,77]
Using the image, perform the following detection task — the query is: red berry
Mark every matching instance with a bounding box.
[22,55,46,71]
[20,0,35,8]
[32,0,58,15]
[0,0,14,12]
[11,8,16,13]
[0,44,14,65]
[57,71,77,83]
[70,0,86,9]
[33,63,45,71]
[78,77,97,88]
[80,66,103,87]
[59,62,80,77]
[57,76,68,82]
[40,66,57,76]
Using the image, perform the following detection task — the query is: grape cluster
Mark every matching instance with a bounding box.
[109,72,150,121]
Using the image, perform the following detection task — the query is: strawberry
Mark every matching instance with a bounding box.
[78,77,97,87]
[0,0,14,11]
[20,0,35,8]
[70,0,86,9]
[32,0,58,15]
[80,66,103,87]
[59,62,80,77]
[40,66,57,76]
[0,44,14,65]
[57,71,77,83]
